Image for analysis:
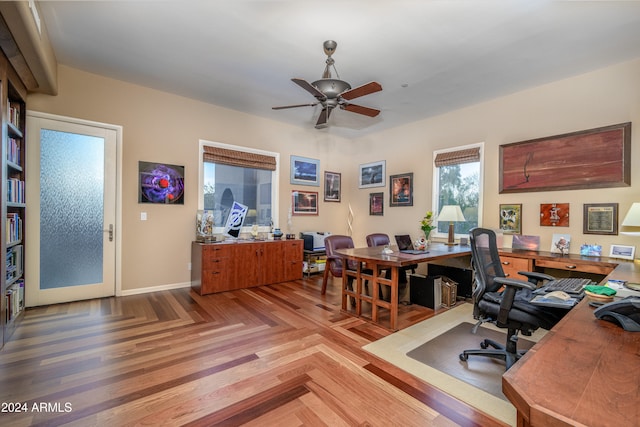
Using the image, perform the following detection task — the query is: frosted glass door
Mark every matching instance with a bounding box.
[27,115,117,305]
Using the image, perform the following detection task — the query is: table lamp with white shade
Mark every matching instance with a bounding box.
[621,202,640,236]
[438,205,466,245]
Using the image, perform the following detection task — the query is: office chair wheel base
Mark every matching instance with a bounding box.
[480,342,488,349]
[459,353,468,362]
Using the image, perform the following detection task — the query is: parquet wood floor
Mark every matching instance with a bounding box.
[0,276,507,426]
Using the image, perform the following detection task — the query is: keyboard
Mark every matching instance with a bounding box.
[542,277,593,294]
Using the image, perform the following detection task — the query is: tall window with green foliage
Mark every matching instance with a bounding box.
[433,145,483,236]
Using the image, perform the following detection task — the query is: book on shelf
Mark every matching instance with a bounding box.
[6,178,25,203]
[8,100,21,129]
[6,213,23,244]
[7,137,21,164]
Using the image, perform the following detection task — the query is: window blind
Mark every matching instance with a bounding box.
[203,146,277,171]
[434,147,481,167]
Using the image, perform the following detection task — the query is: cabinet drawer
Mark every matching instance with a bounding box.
[535,258,614,275]
[500,256,532,279]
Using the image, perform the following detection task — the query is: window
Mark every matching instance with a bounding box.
[432,143,483,237]
[199,141,279,232]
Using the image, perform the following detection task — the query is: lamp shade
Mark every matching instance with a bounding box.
[438,205,466,222]
[622,203,640,226]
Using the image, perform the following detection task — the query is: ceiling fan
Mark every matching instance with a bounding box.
[272,40,382,129]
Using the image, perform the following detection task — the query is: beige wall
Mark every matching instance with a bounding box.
[27,59,640,295]
[347,58,640,251]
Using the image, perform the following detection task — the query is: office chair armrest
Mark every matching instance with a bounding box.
[518,271,555,286]
[494,277,536,291]
[493,277,536,326]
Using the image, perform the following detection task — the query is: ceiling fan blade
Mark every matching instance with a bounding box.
[315,107,332,129]
[272,103,318,110]
[342,103,380,117]
[340,81,382,100]
[292,78,327,101]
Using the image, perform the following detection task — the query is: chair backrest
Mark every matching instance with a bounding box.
[366,233,390,247]
[469,227,506,300]
[324,235,356,275]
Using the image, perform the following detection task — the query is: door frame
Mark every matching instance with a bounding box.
[26,110,123,305]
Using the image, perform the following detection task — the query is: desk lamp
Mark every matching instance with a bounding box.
[621,202,640,236]
[438,205,466,245]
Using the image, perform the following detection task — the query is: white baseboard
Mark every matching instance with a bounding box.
[119,281,191,296]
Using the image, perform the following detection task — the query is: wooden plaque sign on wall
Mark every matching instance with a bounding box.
[499,122,631,193]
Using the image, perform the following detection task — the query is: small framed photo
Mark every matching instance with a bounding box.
[499,203,522,234]
[369,192,384,216]
[359,160,386,189]
[324,171,341,202]
[292,190,318,215]
[610,244,635,260]
[290,155,320,186]
[389,173,413,207]
[583,203,618,235]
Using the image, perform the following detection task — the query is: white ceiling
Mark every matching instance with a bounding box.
[37,1,640,139]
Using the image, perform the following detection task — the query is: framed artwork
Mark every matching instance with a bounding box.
[324,171,341,202]
[610,244,635,260]
[583,203,618,235]
[369,192,384,216]
[550,233,571,255]
[580,244,602,257]
[292,190,318,215]
[540,203,569,227]
[138,161,185,204]
[290,155,320,186]
[359,160,386,188]
[500,122,631,193]
[512,235,540,251]
[499,203,522,234]
[389,173,413,207]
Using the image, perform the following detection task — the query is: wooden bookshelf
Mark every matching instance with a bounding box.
[1,49,27,349]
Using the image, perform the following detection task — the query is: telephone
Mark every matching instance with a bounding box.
[593,296,640,332]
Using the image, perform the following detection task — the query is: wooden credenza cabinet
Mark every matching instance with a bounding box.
[191,239,303,295]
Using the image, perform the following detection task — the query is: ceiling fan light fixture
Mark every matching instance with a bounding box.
[272,40,382,129]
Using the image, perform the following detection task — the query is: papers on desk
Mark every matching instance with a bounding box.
[530,294,578,309]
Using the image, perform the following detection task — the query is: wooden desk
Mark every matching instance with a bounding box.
[503,260,640,427]
[335,243,470,330]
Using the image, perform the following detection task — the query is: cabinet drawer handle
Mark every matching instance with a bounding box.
[566,265,577,269]
[505,273,510,277]
[502,261,511,265]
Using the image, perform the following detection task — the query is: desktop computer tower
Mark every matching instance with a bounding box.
[409,274,441,309]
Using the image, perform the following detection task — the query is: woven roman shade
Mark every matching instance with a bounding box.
[434,147,481,167]
[203,146,276,171]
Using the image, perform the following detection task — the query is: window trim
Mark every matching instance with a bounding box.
[432,142,484,238]
[198,140,280,233]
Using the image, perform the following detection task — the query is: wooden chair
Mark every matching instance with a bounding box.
[321,235,357,295]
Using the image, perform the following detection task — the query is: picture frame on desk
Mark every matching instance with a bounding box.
[610,244,635,260]
[583,203,618,235]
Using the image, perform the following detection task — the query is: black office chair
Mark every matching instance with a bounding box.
[459,228,566,370]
